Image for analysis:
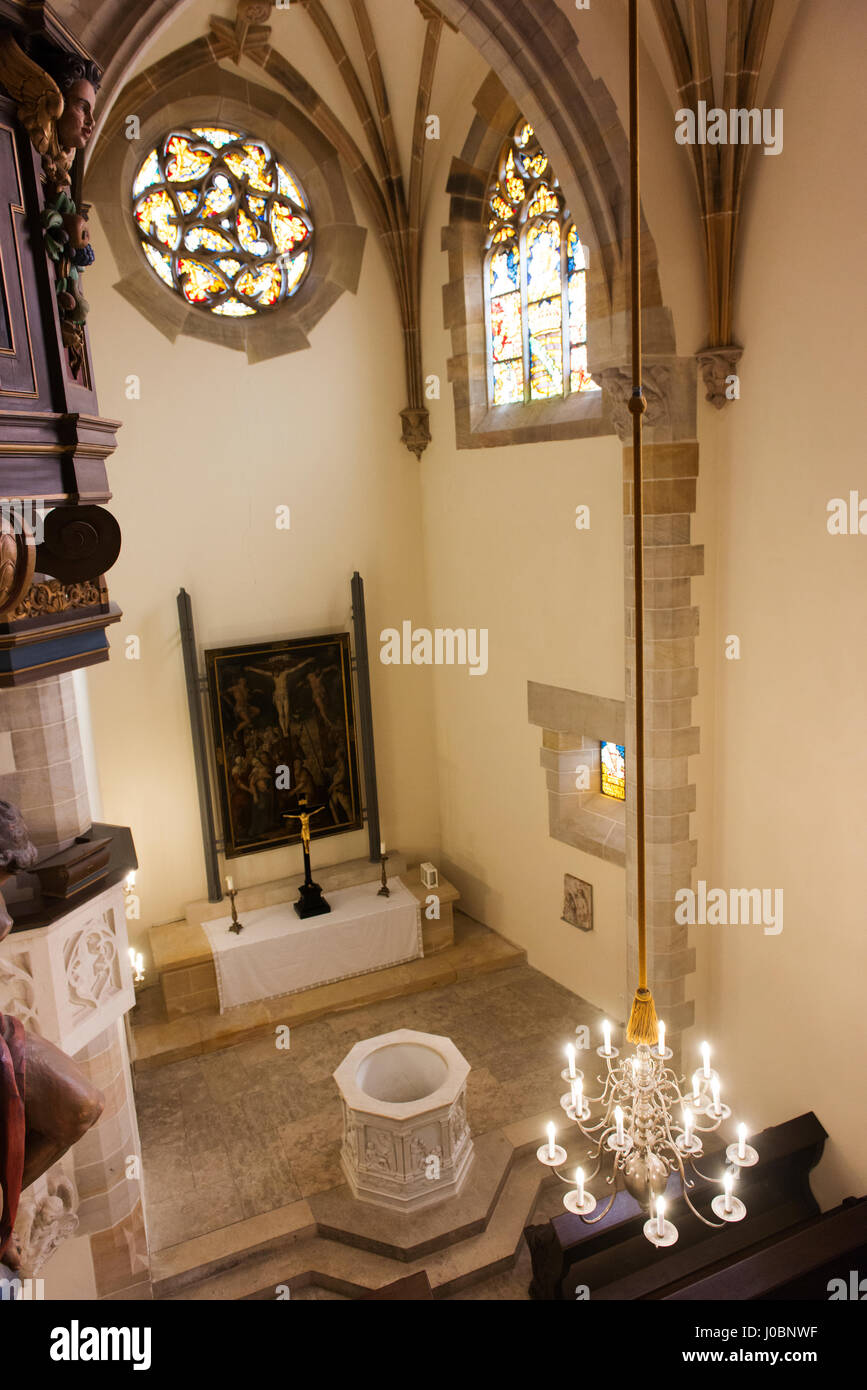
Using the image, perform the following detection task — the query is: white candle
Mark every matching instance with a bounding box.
[573,1076,583,1114]
[614,1105,625,1146]
[712,1076,722,1116]
[547,1122,556,1160]
[602,1020,612,1055]
[656,1196,665,1238]
[135,952,145,981]
[380,840,386,856]
[566,1042,577,1079]
[737,1123,747,1160]
[701,1040,711,1079]
[683,1107,693,1145]
[657,1020,666,1055]
[575,1168,585,1205]
[226,876,234,893]
[125,870,136,891]
[128,947,136,968]
[692,1070,703,1102]
[724,1171,733,1214]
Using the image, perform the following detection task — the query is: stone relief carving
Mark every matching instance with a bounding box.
[0,952,40,1033]
[364,1130,397,1174]
[64,922,120,1014]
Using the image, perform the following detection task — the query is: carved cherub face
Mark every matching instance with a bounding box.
[56,78,95,151]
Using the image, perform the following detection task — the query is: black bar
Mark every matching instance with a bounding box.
[350,571,380,863]
[176,588,221,903]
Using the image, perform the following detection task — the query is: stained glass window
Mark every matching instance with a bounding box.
[485,120,598,404]
[131,127,313,316]
[600,741,626,801]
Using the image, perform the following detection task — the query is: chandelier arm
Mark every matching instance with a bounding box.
[576,1191,618,1225]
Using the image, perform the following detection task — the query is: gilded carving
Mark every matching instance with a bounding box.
[11,577,101,620]
[0,513,36,620]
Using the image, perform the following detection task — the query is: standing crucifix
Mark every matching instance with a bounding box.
[284,801,331,919]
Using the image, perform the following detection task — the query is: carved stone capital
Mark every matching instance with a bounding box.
[400,406,431,459]
[13,1164,79,1278]
[696,345,743,409]
[595,364,671,443]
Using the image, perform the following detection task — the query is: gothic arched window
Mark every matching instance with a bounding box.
[131,127,313,317]
[485,121,597,405]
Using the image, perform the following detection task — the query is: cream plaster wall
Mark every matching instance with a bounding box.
[694,0,867,1207]
[81,6,443,951]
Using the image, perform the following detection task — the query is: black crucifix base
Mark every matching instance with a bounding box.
[294,844,331,919]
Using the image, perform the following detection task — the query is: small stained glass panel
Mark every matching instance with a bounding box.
[568,270,587,344]
[492,358,524,405]
[489,244,520,296]
[526,221,561,302]
[600,741,626,800]
[490,291,522,362]
[132,126,313,315]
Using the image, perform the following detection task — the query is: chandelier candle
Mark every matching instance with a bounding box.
[566,1043,577,1079]
[701,1041,712,1080]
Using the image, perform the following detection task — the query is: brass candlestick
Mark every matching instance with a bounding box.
[227,886,243,934]
[378,852,390,897]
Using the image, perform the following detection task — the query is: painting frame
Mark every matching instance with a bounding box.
[205,631,363,860]
[562,873,593,932]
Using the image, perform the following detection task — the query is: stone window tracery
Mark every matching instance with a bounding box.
[131,126,313,317]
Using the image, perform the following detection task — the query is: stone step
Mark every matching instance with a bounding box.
[156,1114,552,1301]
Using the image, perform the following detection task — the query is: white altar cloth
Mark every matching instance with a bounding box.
[203,878,423,1013]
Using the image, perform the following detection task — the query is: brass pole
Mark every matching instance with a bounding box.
[626,0,658,1045]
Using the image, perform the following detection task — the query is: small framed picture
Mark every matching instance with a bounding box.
[562,874,593,932]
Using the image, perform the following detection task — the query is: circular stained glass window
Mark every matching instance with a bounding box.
[131,126,313,316]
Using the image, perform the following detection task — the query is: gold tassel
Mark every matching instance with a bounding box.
[626,987,659,1046]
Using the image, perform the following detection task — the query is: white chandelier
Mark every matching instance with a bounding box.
[537,0,758,1248]
[537,1026,758,1245]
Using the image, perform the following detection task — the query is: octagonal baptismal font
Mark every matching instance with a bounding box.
[334,1029,474,1212]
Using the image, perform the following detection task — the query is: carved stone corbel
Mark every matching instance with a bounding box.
[696,344,743,409]
[400,407,432,460]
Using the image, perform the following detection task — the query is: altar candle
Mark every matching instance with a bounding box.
[724,1170,733,1215]
[712,1076,722,1116]
[226,876,234,893]
[602,1020,612,1056]
[380,840,386,856]
[657,1020,666,1056]
[701,1040,711,1079]
[656,1196,665,1238]
[565,1042,577,1079]
[737,1123,747,1160]
[128,947,136,969]
[575,1168,585,1206]
[135,952,144,981]
[683,1107,693,1146]
[614,1106,625,1146]
[546,1122,556,1160]
[125,870,136,891]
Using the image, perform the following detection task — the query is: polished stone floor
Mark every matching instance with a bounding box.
[135,954,604,1297]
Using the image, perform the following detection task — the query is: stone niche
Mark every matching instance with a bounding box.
[334,1029,473,1212]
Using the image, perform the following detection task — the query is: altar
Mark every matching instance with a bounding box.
[202,877,423,1013]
